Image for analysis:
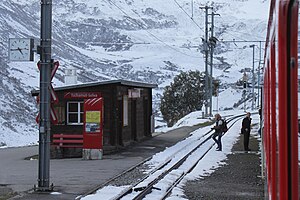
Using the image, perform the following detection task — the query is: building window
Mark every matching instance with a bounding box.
[67,102,83,125]
[123,95,128,126]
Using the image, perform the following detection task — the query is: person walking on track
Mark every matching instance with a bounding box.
[241,112,252,151]
[212,113,223,151]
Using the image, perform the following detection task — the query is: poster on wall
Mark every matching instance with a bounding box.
[85,111,101,133]
[83,97,103,150]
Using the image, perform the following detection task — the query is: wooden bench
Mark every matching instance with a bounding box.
[52,134,83,148]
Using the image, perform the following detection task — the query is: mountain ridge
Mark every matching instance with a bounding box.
[0,0,269,146]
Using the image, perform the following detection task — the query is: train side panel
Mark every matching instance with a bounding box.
[288,2,299,199]
[263,0,298,199]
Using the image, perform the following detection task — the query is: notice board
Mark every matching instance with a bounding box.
[83,98,103,149]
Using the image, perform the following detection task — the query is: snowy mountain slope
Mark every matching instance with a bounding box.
[0,0,269,146]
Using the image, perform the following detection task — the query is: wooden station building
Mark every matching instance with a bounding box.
[32,79,157,158]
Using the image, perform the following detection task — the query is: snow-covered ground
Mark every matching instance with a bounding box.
[0,0,271,147]
[81,82,260,200]
[80,81,299,199]
[81,110,260,200]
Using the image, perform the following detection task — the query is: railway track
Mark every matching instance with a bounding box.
[81,114,246,200]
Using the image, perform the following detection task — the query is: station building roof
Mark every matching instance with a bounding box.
[31,79,157,96]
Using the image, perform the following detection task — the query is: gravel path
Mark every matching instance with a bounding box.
[184,133,265,200]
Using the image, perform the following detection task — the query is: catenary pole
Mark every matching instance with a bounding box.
[37,0,52,191]
[209,12,214,117]
[250,44,255,110]
[200,6,212,117]
[208,12,219,117]
[204,6,209,116]
[258,41,261,108]
[243,72,247,111]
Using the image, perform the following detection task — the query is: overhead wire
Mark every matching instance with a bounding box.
[193,1,266,41]
[215,25,265,42]
[173,0,205,33]
[185,1,267,44]
[172,1,254,48]
[104,0,201,58]
[215,15,265,41]
[214,25,248,42]
[93,1,268,58]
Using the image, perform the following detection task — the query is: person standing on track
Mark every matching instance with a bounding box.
[241,112,252,151]
[211,113,223,151]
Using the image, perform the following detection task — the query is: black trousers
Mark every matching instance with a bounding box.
[244,131,250,151]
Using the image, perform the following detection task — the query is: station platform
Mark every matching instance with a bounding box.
[0,124,264,200]
[183,131,264,199]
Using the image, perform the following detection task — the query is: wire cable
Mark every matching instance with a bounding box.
[173,0,205,33]
[105,0,201,58]
[216,15,266,41]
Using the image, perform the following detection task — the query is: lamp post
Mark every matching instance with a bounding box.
[249,44,255,110]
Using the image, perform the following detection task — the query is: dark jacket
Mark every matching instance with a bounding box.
[214,119,224,134]
[242,117,251,134]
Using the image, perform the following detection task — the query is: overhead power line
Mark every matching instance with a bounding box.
[105,0,201,58]
[214,26,248,42]
[216,15,266,40]
[219,40,266,43]
[78,42,151,45]
[173,0,205,33]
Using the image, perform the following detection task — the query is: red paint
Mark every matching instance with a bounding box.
[83,98,103,149]
[264,1,299,199]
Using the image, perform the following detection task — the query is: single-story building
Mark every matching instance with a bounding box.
[32,79,157,158]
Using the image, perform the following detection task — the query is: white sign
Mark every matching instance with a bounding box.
[128,89,141,98]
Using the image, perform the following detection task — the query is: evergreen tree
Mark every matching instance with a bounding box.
[160,70,206,127]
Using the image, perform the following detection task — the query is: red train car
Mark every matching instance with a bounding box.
[262,0,298,199]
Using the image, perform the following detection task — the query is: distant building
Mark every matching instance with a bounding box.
[32,79,157,158]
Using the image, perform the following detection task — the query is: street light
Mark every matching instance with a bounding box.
[249,44,255,110]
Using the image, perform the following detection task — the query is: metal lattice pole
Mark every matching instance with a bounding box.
[200,6,212,117]
[204,6,209,116]
[208,12,219,116]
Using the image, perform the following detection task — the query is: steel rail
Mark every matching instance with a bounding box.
[160,116,244,200]
[117,115,244,200]
[81,113,249,199]
[111,129,215,200]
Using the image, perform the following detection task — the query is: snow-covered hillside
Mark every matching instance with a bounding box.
[0,0,269,146]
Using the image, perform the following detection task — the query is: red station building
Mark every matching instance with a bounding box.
[32,79,157,158]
